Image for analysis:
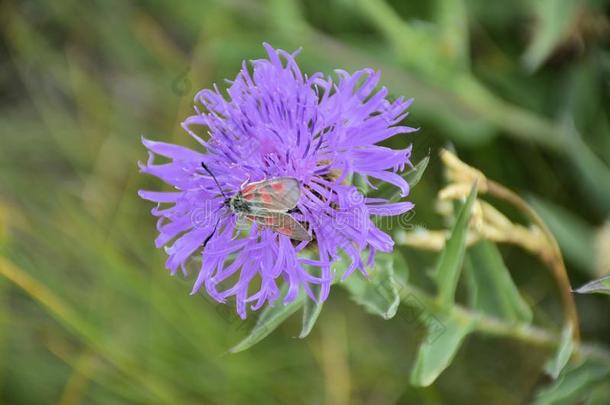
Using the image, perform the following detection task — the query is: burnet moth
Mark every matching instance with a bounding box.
[200,162,312,244]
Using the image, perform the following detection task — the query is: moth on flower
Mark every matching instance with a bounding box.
[200,162,311,242]
[139,43,417,318]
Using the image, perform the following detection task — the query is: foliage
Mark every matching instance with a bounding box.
[1,0,610,404]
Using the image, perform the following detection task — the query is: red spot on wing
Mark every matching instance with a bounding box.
[279,226,293,236]
[243,192,255,201]
[261,192,272,204]
[242,184,256,194]
[271,182,284,192]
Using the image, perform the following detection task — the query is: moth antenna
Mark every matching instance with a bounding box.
[202,218,220,249]
[201,162,228,200]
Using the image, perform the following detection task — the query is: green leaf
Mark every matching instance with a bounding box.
[534,360,610,405]
[353,173,370,195]
[410,311,474,387]
[375,155,430,202]
[230,289,305,353]
[433,183,478,308]
[573,276,610,296]
[586,382,610,405]
[298,252,325,338]
[299,285,324,338]
[405,155,430,188]
[389,155,430,202]
[522,0,581,71]
[342,252,400,320]
[392,250,410,289]
[544,324,575,379]
[529,196,596,275]
[464,240,533,323]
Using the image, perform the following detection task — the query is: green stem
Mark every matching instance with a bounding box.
[398,281,610,363]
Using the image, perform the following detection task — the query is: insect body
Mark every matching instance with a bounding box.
[201,163,311,242]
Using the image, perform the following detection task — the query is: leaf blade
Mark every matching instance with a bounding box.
[299,286,324,339]
[465,240,533,323]
[389,155,430,202]
[544,324,575,379]
[573,276,610,296]
[410,311,474,387]
[342,252,400,320]
[522,0,580,71]
[230,290,305,353]
[433,183,478,308]
[534,360,610,405]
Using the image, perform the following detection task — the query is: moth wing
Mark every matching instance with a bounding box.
[241,177,301,210]
[245,212,312,242]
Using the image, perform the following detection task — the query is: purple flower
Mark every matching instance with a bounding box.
[139,43,416,318]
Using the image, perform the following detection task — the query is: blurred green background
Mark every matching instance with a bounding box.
[1,0,610,404]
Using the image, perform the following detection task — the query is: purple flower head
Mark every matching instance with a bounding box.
[139,44,416,318]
